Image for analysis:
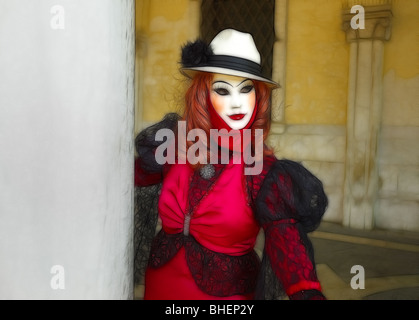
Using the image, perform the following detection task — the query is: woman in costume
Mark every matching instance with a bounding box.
[134,29,328,300]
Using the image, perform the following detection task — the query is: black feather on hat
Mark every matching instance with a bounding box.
[181,40,213,68]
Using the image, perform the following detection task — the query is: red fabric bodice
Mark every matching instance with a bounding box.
[159,161,260,256]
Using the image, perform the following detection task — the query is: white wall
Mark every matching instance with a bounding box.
[0,0,135,299]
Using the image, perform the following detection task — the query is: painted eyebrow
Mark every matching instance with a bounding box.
[238,79,252,86]
[212,79,252,87]
[212,81,233,87]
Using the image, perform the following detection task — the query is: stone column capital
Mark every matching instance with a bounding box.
[342,4,393,42]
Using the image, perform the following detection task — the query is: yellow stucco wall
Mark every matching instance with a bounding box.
[136,0,197,124]
[285,0,349,125]
[383,0,418,79]
[382,0,419,127]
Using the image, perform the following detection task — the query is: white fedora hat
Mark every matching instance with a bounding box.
[180,29,280,88]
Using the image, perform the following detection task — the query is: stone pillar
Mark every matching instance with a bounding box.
[341,4,392,229]
[0,0,135,299]
[271,0,289,124]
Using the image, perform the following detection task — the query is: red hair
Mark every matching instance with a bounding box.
[181,72,273,167]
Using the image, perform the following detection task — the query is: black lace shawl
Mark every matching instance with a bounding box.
[134,114,179,287]
[134,113,328,300]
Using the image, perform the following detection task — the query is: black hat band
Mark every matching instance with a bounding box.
[206,55,262,77]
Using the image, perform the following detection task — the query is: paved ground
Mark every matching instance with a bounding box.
[310,222,419,300]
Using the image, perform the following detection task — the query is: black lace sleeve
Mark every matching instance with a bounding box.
[255,159,328,231]
[254,160,328,300]
[135,112,181,174]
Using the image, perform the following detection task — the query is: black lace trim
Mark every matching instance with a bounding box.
[148,230,184,268]
[149,229,261,297]
[186,163,226,215]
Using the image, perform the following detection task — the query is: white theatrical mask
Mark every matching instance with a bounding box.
[209,74,256,130]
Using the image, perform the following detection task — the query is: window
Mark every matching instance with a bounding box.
[200,0,276,78]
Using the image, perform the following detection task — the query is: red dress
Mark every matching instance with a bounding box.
[145,161,258,300]
[134,113,328,300]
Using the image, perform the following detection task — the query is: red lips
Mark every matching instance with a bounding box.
[228,114,246,121]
